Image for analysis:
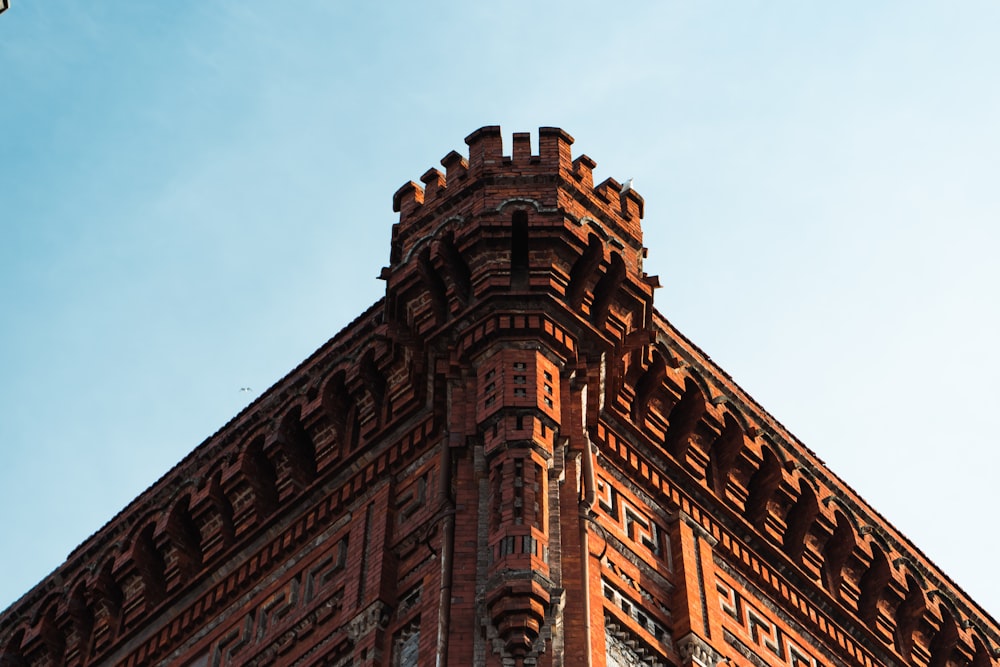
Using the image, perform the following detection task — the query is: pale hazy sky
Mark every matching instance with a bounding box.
[2,2,998,619]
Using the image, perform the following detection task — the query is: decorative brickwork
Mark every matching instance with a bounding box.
[1,127,997,667]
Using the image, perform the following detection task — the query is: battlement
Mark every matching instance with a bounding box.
[392,126,578,216]
[390,127,647,268]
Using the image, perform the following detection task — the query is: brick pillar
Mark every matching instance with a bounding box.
[670,512,726,667]
[476,349,561,663]
[346,483,394,665]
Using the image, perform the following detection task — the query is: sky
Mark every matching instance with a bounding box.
[1,1,998,621]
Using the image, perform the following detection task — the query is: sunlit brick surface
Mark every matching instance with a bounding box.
[2,128,996,667]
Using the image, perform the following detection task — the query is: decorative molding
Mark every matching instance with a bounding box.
[717,580,834,667]
[595,475,669,563]
[602,577,672,651]
[676,632,725,667]
[346,600,390,642]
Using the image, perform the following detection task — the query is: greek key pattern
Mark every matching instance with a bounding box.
[395,468,429,524]
[596,475,668,562]
[717,580,825,667]
[191,536,348,667]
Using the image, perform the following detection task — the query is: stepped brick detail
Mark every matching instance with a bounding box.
[2,127,997,667]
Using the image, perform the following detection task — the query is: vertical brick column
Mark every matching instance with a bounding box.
[446,425,479,664]
[345,482,394,665]
[477,349,561,662]
[670,512,726,667]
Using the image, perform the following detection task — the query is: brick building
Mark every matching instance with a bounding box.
[1,127,997,666]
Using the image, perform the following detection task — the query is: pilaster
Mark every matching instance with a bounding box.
[670,512,726,667]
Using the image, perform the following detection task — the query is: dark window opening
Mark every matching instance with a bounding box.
[511,210,529,287]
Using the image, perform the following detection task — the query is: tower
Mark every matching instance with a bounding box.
[1,127,997,667]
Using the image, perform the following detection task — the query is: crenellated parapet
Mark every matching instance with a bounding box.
[382,127,659,386]
[388,126,645,270]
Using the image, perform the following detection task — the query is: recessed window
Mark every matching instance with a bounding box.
[511,210,529,287]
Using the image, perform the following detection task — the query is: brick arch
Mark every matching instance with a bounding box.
[894,556,931,591]
[926,587,966,627]
[782,476,819,564]
[663,375,706,462]
[894,572,928,661]
[241,433,279,521]
[360,347,391,426]
[91,558,125,649]
[33,605,65,666]
[206,469,236,553]
[677,365,716,404]
[744,445,784,529]
[717,404,757,442]
[858,539,892,628]
[820,494,866,534]
[821,509,857,598]
[417,245,449,327]
[706,412,746,498]
[322,369,354,450]
[400,214,466,265]
[495,196,548,215]
[630,349,667,425]
[927,601,960,667]
[566,232,604,310]
[131,521,168,609]
[590,251,626,327]
[579,216,612,239]
[67,578,95,661]
[165,493,204,582]
[270,404,318,493]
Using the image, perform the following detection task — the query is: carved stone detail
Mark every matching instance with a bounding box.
[676,632,725,667]
[346,601,390,642]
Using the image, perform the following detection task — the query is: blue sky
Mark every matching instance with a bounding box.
[2,2,999,618]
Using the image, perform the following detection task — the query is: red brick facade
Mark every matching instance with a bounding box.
[1,127,997,666]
